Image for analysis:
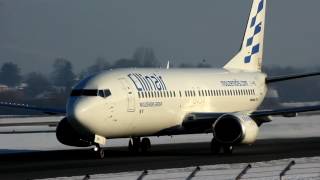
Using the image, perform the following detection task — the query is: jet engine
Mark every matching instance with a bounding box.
[212,113,259,144]
[56,118,93,147]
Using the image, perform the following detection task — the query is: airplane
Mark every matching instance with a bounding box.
[1,0,320,159]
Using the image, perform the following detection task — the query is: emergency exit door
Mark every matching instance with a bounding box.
[119,78,135,112]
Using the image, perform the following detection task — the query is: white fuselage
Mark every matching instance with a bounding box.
[67,68,267,139]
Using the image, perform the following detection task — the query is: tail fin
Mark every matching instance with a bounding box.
[224,0,266,72]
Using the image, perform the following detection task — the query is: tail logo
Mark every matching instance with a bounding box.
[244,0,264,63]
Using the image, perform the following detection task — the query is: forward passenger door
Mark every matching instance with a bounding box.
[119,78,136,112]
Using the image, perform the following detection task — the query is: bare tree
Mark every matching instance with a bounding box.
[0,62,22,87]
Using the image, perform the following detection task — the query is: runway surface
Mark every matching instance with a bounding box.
[1,137,320,179]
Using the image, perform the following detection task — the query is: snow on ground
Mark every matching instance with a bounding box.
[39,156,320,180]
[0,115,320,153]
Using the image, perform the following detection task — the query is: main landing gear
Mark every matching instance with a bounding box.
[210,138,233,155]
[93,143,105,159]
[128,137,151,153]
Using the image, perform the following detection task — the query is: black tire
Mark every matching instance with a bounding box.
[128,139,134,152]
[141,138,151,153]
[129,137,140,153]
[210,138,221,154]
[98,148,105,159]
[223,145,233,155]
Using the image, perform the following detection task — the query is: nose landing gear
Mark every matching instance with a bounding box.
[93,143,105,159]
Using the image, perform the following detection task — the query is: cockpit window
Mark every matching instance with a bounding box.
[98,89,111,98]
[104,89,111,97]
[70,90,82,96]
[71,89,111,98]
[82,89,98,96]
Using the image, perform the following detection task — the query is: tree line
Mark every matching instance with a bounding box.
[0,46,319,113]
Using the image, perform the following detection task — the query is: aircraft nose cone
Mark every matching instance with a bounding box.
[67,98,93,130]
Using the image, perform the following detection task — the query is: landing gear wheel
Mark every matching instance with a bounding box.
[210,138,221,154]
[141,138,151,153]
[128,137,141,153]
[128,139,134,152]
[223,145,233,155]
[93,144,105,159]
[98,148,105,159]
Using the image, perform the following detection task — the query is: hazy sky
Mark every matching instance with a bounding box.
[0,0,320,73]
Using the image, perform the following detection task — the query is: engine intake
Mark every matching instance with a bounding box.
[213,114,259,144]
[56,118,93,147]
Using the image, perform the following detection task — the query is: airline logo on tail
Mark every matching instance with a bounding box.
[244,0,264,63]
[224,0,266,72]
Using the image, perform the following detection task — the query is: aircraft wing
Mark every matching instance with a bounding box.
[181,105,320,131]
[0,118,59,127]
[0,115,61,134]
[0,102,64,133]
[251,105,320,117]
[0,101,66,115]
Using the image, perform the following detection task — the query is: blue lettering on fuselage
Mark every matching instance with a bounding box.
[128,73,167,91]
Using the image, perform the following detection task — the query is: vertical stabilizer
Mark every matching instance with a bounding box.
[224,0,266,72]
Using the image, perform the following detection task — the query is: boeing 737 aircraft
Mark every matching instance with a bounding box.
[1,0,320,159]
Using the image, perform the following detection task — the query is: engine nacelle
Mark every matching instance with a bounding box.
[56,118,93,147]
[213,113,259,144]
